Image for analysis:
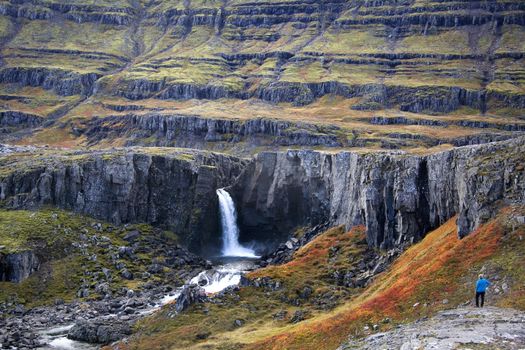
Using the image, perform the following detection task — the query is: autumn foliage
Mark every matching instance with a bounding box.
[248,211,521,350]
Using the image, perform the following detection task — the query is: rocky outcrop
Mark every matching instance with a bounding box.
[367,116,525,132]
[230,136,525,248]
[0,250,40,282]
[84,114,341,148]
[0,150,247,252]
[68,320,131,344]
[0,67,101,96]
[338,307,525,350]
[0,111,43,127]
[175,285,208,313]
[110,78,508,113]
[0,1,134,25]
[80,113,522,152]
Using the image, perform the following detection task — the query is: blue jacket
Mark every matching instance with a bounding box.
[476,278,490,293]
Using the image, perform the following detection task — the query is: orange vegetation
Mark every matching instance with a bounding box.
[248,213,515,350]
[248,225,367,285]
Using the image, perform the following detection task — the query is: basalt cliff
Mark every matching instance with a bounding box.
[1,136,523,253]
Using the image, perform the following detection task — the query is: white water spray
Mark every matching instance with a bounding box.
[217,188,259,258]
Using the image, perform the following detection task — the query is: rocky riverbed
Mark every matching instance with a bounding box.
[0,258,258,349]
[0,277,191,349]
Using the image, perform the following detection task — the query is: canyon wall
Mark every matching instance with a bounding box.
[1,137,523,252]
[80,113,521,151]
[0,150,246,252]
[230,137,525,248]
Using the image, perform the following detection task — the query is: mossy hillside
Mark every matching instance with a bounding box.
[126,207,525,350]
[0,208,183,308]
[128,226,372,350]
[0,0,523,108]
[0,0,523,150]
[0,84,81,117]
[7,20,134,58]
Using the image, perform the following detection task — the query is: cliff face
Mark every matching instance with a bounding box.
[83,114,342,149]
[79,113,521,152]
[1,137,523,252]
[0,250,39,282]
[0,150,246,252]
[230,137,525,248]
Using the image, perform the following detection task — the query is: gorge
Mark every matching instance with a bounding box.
[0,0,524,349]
[1,136,523,256]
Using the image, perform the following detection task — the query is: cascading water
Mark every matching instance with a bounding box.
[216,188,259,258]
[37,189,259,349]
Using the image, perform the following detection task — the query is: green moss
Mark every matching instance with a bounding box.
[0,208,181,307]
[0,209,84,253]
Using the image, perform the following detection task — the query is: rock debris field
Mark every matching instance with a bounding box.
[339,307,525,350]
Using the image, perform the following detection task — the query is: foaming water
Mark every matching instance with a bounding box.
[47,337,79,350]
[217,188,259,258]
[190,258,256,294]
[37,324,97,350]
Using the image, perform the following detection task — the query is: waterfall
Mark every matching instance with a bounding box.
[216,188,258,258]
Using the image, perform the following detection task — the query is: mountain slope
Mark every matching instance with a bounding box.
[0,0,524,152]
[123,206,525,350]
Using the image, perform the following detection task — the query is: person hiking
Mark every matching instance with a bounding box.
[475,274,490,307]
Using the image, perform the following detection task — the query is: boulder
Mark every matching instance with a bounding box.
[68,320,131,344]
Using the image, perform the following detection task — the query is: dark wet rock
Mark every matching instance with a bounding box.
[299,286,313,299]
[272,309,288,320]
[290,309,307,323]
[120,269,133,280]
[94,282,111,296]
[147,263,163,274]
[77,288,90,298]
[251,277,282,291]
[118,246,135,259]
[68,319,131,344]
[123,230,140,242]
[195,332,211,340]
[175,285,208,313]
[0,250,40,282]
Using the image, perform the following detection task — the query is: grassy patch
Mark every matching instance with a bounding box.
[0,208,181,307]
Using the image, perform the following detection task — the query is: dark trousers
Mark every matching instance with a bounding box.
[476,291,485,307]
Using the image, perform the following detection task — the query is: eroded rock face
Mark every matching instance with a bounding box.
[1,137,523,252]
[0,111,42,127]
[230,136,525,248]
[84,114,341,149]
[0,251,40,282]
[0,67,100,96]
[0,150,246,252]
